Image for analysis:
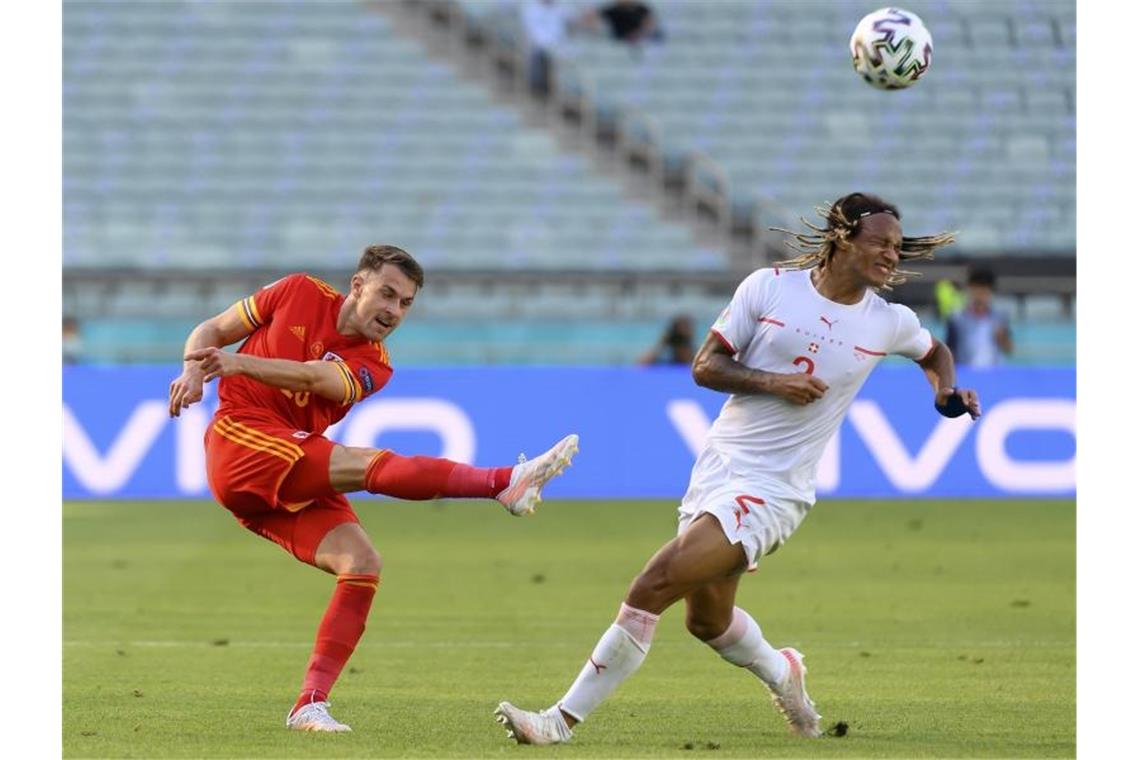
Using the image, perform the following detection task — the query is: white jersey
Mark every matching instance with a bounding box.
[704,267,934,504]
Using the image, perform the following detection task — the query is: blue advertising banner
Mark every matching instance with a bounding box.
[63,366,1075,500]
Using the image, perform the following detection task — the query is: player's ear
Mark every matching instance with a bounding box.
[349,272,365,296]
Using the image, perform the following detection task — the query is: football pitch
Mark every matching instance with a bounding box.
[64,498,1074,758]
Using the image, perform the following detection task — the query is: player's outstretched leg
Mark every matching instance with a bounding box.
[347,434,578,515]
[495,514,744,745]
[495,433,579,516]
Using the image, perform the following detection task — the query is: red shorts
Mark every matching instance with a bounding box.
[205,414,359,565]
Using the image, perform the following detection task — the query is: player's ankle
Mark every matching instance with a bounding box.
[291,689,328,715]
[559,708,578,729]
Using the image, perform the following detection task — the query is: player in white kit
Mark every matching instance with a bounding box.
[495,193,981,744]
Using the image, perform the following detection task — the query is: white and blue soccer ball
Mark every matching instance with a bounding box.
[849,7,933,90]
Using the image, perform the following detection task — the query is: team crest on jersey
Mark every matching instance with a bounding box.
[321,351,345,363]
[358,366,374,394]
[309,341,325,359]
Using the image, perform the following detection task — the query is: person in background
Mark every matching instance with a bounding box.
[63,315,84,364]
[520,0,575,99]
[638,314,695,365]
[580,0,663,46]
[933,277,965,320]
[944,265,1013,367]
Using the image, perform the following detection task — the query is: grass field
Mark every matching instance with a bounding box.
[63,498,1074,758]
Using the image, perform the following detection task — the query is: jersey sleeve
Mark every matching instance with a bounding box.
[887,303,935,360]
[235,273,305,332]
[709,268,774,354]
[336,341,394,405]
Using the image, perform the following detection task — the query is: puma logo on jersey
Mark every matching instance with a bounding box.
[290,326,306,341]
[820,316,838,330]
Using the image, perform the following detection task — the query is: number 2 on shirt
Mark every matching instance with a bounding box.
[792,356,815,375]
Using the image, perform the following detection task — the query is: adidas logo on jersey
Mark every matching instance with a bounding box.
[290,326,306,341]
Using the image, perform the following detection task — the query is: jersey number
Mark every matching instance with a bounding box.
[792,356,815,375]
[281,389,311,407]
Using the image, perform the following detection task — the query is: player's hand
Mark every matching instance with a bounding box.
[168,365,205,418]
[772,372,829,405]
[184,347,242,384]
[935,386,981,419]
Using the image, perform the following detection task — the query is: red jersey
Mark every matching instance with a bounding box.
[216,273,393,434]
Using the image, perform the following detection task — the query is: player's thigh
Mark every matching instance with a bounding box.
[278,434,344,503]
[684,575,741,641]
[236,493,362,570]
[628,514,748,611]
[325,445,381,494]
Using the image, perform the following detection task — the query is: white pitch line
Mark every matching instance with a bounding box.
[62,639,1073,650]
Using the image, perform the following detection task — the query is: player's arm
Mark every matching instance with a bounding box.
[169,305,256,417]
[691,331,829,405]
[915,338,981,419]
[183,347,356,405]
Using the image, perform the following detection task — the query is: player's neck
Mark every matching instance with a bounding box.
[810,267,866,305]
[336,299,363,338]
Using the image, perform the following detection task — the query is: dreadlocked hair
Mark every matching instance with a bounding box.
[771,192,956,290]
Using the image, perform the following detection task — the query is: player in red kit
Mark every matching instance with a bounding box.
[167,245,579,732]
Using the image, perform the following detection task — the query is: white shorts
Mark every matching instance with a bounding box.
[677,447,812,571]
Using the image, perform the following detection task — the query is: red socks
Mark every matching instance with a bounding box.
[364,451,512,500]
[292,573,379,715]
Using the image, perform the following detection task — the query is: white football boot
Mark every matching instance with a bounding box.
[494,702,574,745]
[766,648,822,738]
[285,700,352,732]
[496,434,579,516]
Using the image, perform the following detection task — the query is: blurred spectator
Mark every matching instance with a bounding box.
[63,315,84,364]
[581,0,663,46]
[520,0,574,98]
[945,266,1013,367]
[933,277,965,320]
[638,314,694,365]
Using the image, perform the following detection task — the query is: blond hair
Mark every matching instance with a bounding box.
[771,193,956,289]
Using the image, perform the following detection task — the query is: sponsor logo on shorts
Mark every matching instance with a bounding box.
[359,367,374,394]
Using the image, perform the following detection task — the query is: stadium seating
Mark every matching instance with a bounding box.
[501,0,1076,253]
[62,0,1075,365]
[64,0,712,274]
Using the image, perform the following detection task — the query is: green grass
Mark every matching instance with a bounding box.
[64,499,1074,758]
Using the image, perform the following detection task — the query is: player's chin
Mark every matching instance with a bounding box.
[370,324,396,341]
[872,268,894,286]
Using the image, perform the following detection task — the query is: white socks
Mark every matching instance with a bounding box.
[558,603,660,722]
[705,606,790,687]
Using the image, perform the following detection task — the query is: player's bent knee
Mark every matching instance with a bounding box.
[684,612,730,642]
[350,546,382,576]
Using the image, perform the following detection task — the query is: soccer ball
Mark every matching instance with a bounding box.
[849,7,933,90]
